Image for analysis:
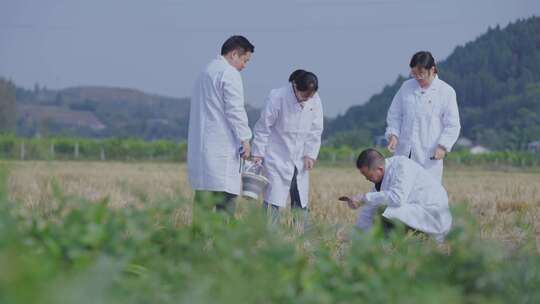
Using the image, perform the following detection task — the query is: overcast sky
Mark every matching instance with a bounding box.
[1,0,539,116]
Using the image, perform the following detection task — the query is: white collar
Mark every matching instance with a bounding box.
[289,84,312,109]
[218,55,235,69]
[415,75,440,95]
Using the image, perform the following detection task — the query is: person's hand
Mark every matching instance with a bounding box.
[251,155,263,165]
[387,135,398,153]
[431,145,447,160]
[304,156,315,171]
[338,195,363,210]
[240,141,251,160]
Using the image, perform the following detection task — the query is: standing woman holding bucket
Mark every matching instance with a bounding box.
[251,70,324,225]
[385,51,461,181]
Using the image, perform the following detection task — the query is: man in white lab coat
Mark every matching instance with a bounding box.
[386,51,461,182]
[252,70,324,224]
[188,35,254,215]
[339,148,452,242]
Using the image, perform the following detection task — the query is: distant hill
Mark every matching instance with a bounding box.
[15,85,260,140]
[18,105,105,131]
[324,16,540,150]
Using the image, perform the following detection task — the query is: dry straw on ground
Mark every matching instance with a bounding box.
[5,161,540,248]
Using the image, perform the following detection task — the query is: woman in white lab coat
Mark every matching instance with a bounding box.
[188,35,254,215]
[386,51,461,182]
[252,70,324,223]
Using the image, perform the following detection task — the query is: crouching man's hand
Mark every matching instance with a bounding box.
[338,194,365,210]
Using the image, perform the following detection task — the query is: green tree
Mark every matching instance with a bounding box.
[0,78,17,133]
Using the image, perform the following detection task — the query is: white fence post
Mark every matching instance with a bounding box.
[20,142,25,160]
[50,143,55,159]
[100,147,106,161]
[74,142,79,159]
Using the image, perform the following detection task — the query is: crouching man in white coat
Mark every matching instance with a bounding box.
[188,35,254,216]
[339,148,452,242]
[252,70,324,226]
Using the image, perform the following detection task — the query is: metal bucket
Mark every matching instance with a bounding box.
[241,172,269,199]
[240,160,269,200]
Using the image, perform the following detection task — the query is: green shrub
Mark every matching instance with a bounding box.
[0,135,186,162]
[0,164,539,303]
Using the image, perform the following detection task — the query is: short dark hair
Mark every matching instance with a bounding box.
[292,71,318,94]
[356,148,385,170]
[288,69,307,82]
[221,35,255,56]
[409,51,437,72]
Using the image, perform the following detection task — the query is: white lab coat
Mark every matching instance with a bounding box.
[355,156,452,242]
[252,85,324,208]
[187,55,252,195]
[385,75,461,181]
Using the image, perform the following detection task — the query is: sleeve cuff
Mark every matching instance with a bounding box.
[364,191,389,207]
[239,132,252,143]
[304,151,318,160]
[438,142,452,153]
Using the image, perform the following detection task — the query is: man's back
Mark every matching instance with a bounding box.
[382,156,452,240]
[187,56,249,195]
[383,156,448,205]
[190,57,237,134]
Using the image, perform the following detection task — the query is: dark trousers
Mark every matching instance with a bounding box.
[194,190,237,216]
[191,191,237,237]
[380,211,425,238]
[263,167,308,227]
[289,167,304,210]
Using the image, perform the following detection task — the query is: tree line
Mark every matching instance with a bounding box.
[1,135,538,168]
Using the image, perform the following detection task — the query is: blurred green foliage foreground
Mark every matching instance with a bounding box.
[1,164,539,304]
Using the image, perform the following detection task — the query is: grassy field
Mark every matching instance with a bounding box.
[2,160,540,303]
[6,160,540,248]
